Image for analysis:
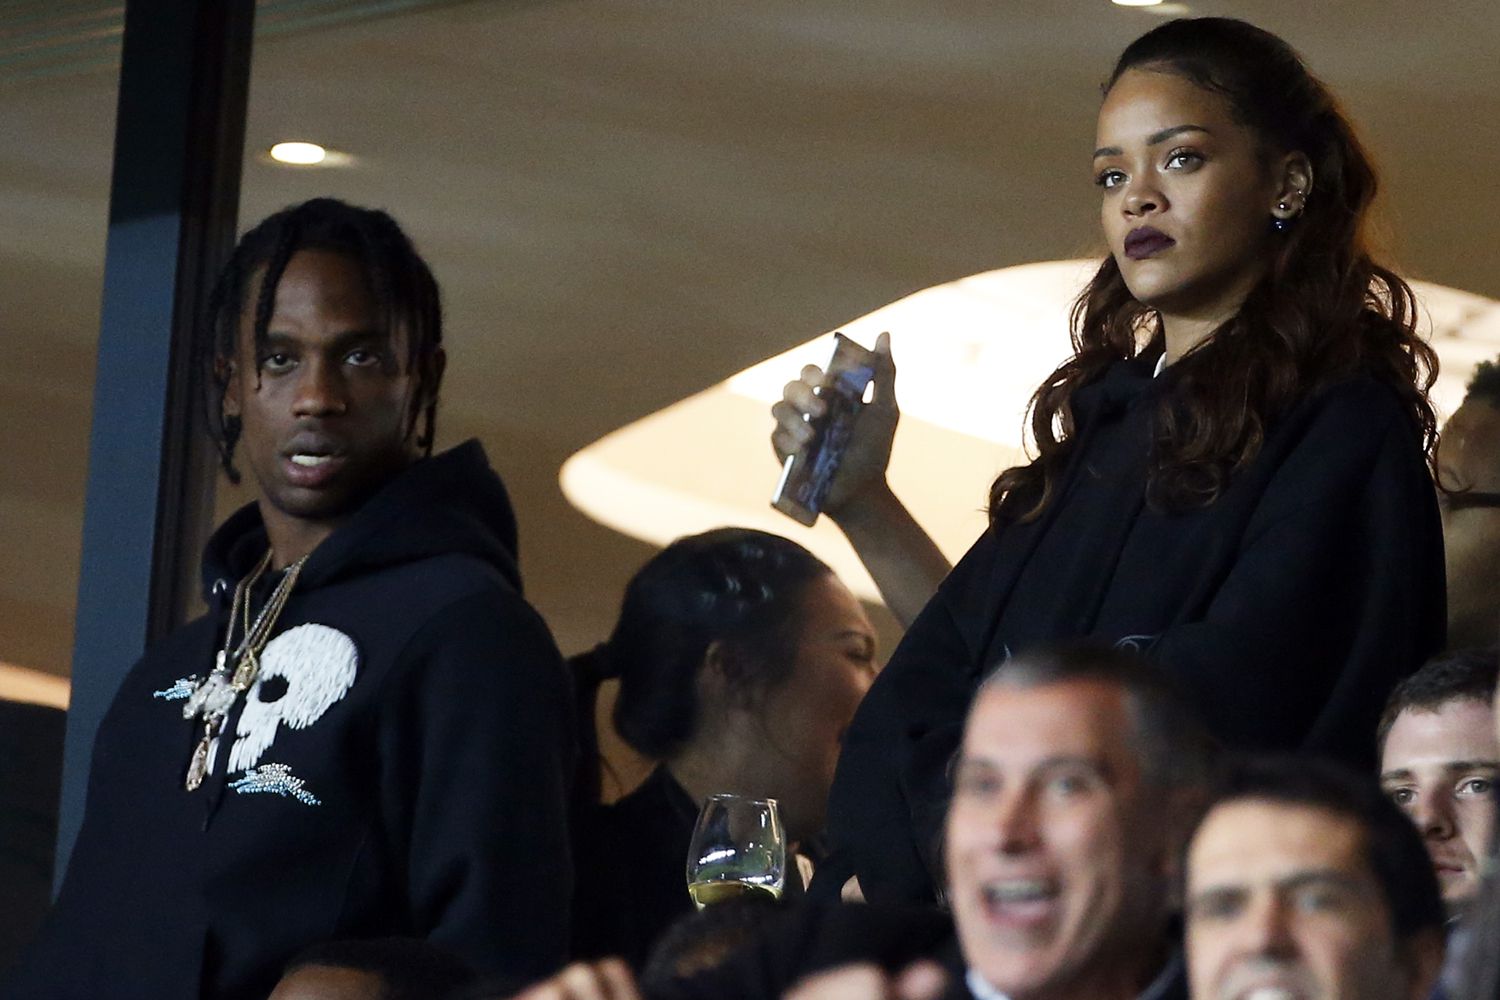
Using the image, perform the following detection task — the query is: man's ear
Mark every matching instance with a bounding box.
[218,355,241,420]
[1271,151,1315,221]
[1151,787,1208,910]
[408,346,447,446]
[1399,927,1446,1000]
[422,346,447,405]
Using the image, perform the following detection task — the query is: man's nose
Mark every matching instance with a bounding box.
[1413,791,1457,840]
[992,790,1041,854]
[292,358,349,417]
[1239,894,1297,957]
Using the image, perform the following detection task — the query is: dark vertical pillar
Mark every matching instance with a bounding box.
[58,0,255,886]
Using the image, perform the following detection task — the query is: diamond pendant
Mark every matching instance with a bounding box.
[185,731,212,791]
[182,652,228,720]
[230,649,259,691]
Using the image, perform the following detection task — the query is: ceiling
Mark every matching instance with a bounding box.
[3,0,1498,680]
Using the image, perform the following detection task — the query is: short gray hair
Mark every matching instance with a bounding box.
[977,641,1219,795]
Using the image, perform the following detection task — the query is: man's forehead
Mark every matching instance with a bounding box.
[963,678,1136,765]
[234,249,404,349]
[247,249,375,310]
[1189,799,1370,888]
[1383,698,1500,772]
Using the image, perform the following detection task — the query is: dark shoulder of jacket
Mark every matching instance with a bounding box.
[280,440,526,596]
[378,580,566,692]
[109,613,223,702]
[1283,370,1418,437]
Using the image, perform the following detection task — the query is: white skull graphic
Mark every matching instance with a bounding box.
[227,623,358,774]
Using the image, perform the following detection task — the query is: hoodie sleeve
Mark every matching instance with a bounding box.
[1140,385,1446,765]
[818,548,990,906]
[375,587,575,981]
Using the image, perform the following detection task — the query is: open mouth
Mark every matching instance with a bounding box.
[983,879,1055,904]
[1224,964,1313,1000]
[289,454,335,468]
[979,877,1060,926]
[280,442,347,487]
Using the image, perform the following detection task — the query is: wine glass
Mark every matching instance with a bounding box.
[685,793,786,908]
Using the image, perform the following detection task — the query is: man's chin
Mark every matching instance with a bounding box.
[961,940,1066,1000]
[1442,888,1476,923]
[259,486,368,527]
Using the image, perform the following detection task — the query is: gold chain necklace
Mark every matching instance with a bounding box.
[181,550,310,791]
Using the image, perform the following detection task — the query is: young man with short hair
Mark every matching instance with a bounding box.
[1184,757,1445,1000]
[1378,649,1500,919]
[3,199,575,1000]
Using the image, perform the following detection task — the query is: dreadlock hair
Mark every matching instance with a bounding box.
[1468,356,1500,410]
[200,197,444,482]
[989,18,1438,524]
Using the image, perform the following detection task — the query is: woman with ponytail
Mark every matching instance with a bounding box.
[571,528,876,968]
[773,17,1446,905]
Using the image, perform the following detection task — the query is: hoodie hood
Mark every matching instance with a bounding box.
[202,439,521,600]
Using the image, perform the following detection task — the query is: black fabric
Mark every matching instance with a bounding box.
[2,441,575,1000]
[567,646,611,812]
[572,765,700,969]
[0,700,64,980]
[820,359,1446,904]
[649,903,962,1000]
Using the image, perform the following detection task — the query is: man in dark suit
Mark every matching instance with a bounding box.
[511,644,1214,1000]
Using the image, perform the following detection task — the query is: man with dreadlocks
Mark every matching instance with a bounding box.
[3,198,575,1000]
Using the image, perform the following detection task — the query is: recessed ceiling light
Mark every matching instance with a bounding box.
[1112,0,1164,6]
[269,141,328,165]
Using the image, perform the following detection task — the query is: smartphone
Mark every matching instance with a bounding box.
[771,332,879,526]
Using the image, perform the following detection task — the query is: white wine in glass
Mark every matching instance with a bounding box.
[685,793,786,909]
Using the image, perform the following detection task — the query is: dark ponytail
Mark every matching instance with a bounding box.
[610,528,832,758]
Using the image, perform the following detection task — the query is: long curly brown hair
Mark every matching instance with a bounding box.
[989,18,1438,524]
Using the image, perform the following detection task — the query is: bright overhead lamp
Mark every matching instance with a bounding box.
[269,141,328,165]
[560,261,1500,605]
[1112,0,1165,6]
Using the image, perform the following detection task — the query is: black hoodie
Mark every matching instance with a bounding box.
[4,441,574,1000]
[819,357,1445,905]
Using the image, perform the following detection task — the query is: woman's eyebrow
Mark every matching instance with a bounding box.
[1092,123,1212,159]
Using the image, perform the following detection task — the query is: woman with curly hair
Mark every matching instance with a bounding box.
[773,17,1445,905]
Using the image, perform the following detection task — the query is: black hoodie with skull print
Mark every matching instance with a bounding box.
[4,441,574,1000]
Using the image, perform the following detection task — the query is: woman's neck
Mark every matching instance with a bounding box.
[1160,312,1223,366]
[665,729,759,808]
[1156,268,1264,367]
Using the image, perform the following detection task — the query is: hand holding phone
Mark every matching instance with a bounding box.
[771,333,881,526]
